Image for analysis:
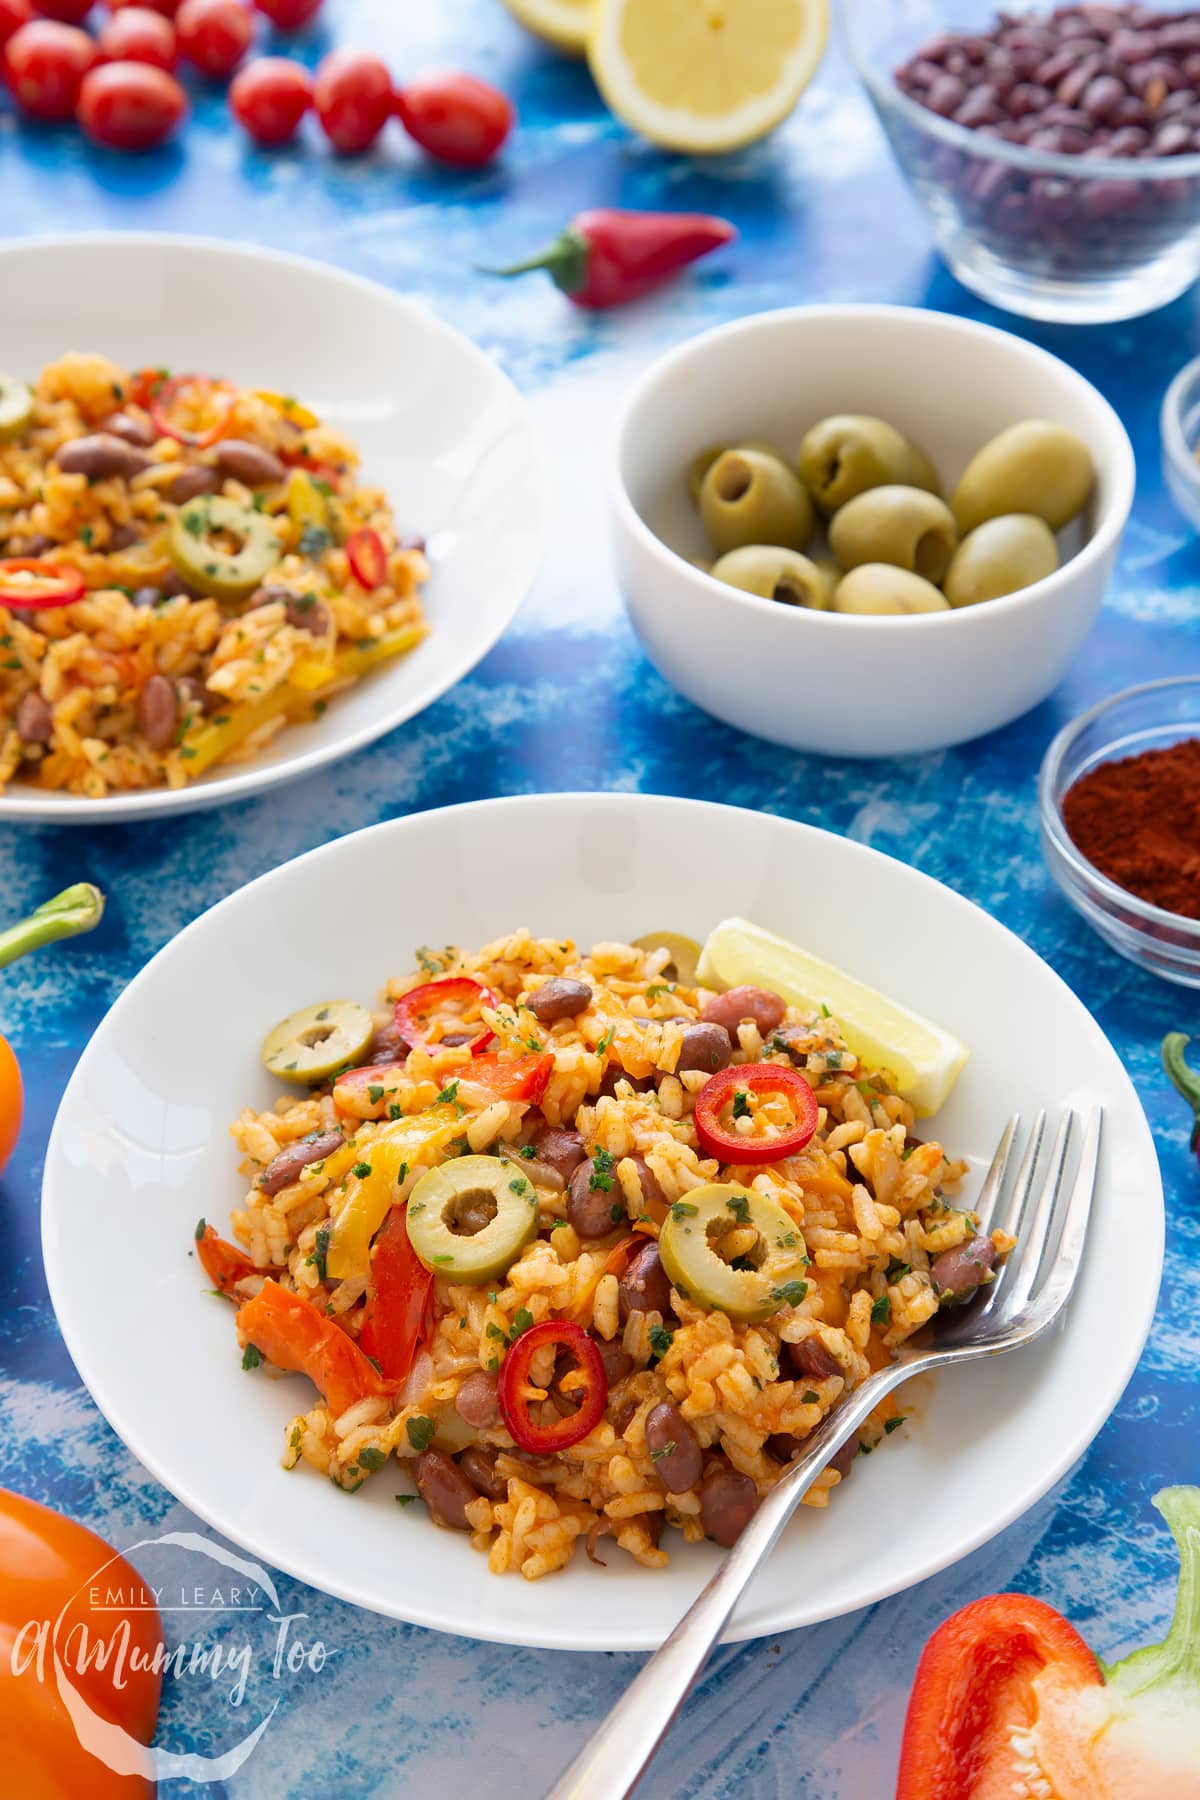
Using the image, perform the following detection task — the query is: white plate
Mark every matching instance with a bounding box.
[42,794,1163,1651]
[0,234,544,823]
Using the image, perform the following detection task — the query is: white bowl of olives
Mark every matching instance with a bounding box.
[609,305,1135,758]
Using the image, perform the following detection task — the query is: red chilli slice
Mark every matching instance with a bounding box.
[498,1318,608,1455]
[693,1063,819,1165]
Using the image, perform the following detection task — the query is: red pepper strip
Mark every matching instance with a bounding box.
[358,1204,432,1383]
[498,1318,607,1454]
[693,1063,819,1166]
[236,1278,393,1420]
[461,1051,555,1105]
[332,1059,410,1119]
[149,372,235,448]
[346,527,388,590]
[486,209,737,310]
[394,976,497,1057]
[896,1593,1102,1800]
[0,559,85,611]
[195,1222,259,1297]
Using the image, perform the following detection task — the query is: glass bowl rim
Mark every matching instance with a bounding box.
[1161,353,1200,490]
[1039,673,1200,942]
[842,0,1200,184]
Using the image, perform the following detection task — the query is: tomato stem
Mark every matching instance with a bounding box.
[1163,1033,1200,1152]
[0,882,105,969]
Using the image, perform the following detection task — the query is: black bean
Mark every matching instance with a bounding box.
[56,434,152,482]
[699,1469,758,1547]
[15,690,53,745]
[258,1129,343,1196]
[454,1369,502,1429]
[931,1235,997,1303]
[457,1447,506,1502]
[568,1159,622,1241]
[413,1449,477,1531]
[137,673,177,752]
[523,977,593,1023]
[674,1022,732,1076]
[644,1402,702,1494]
[618,1240,673,1322]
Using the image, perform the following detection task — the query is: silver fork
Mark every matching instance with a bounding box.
[547,1106,1103,1800]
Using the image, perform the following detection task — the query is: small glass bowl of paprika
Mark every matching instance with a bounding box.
[1039,675,1200,988]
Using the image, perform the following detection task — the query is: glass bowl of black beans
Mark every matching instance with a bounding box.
[844,0,1200,322]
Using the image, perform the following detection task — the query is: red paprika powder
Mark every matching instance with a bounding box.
[1061,738,1200,920]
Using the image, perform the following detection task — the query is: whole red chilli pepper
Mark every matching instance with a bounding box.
[1163,1032,1200,1160]
[486,209,737,309]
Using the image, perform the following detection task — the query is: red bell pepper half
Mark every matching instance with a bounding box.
[236,1278,392,1420]
[358,1204,432,1382]
[394,976,497,1057]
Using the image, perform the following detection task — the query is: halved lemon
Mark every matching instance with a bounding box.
[588,0,828,154]
[697,917,969,1118]
[501,0,592,54]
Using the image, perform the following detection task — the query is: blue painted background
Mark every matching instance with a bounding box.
[2,2,1199,1793]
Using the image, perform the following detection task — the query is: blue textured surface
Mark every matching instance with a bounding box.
[2,3,1199,1794]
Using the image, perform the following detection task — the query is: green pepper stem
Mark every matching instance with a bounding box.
[476,227,591,295]
[1163,1033,1200,1150]
[0,883,105,970]
[1104,1486,1200,1701]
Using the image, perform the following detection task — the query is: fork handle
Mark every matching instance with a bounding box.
[546,1363,911,1800]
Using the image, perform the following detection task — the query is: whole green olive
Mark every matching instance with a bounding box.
[797,415,941,514]
[943,514,1059,607]
[700,448,815,556]
[688,440,788,505]
[827,485,958,583]
[951,420,1095,535]
[711,545,831,609]
[833,565,951,617]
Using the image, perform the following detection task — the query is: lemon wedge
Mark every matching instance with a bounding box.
[697,917,969,1118]
[588,0,828,154]
[501,0,592,53]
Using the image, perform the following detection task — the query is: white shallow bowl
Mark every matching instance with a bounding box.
[43,794,1162,1651]
[611,306,1135,759]
[0,234,544,824]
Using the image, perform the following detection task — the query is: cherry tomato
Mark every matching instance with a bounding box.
[97,5,177,70]
[0,1488,161,1800]
[29,0,92,22]
[108,0,179,15]
[253,0,321,27]
[229,52,310,144]
[175,0,251,80]
[313,47,390,154]
[0,1038,21,1175]
[0,0,34,50]
[77,60,186,149]
[3,19,96,119]
[395,70,514,169]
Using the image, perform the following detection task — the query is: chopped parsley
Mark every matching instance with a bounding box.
[609,1204,625,1223]
[389,1103,403,1120]
[884,1416,907,1435]
[518,1144,536,1160]
[871,1294,892,1326]
[416,947,441,976]
[509,1307,534,1340]
[509,1176,531,1198]
[435,1080,460,1107]
[358,1446,387,1471]
[79,525,93,548]
[432,1254,455,1266]
[647,1324,674,1360]
[771,1280,809,1308]
[819,1003,830,1018]
[241,1344,261,1371]
[306,1223,331,1282]
[726,1193,751,1224]
[646,983,675,1000]
[394,1494,416,1506]
[595,1027,615,1055]
[670,1201,698,1221]
[368,1084,385,1105]
[731,1089,752,1121]
[649,1442,676,1463]
[885,1259,911,1281]
[194,1217,206,1241]
[352,1162,373,1180]
[298,523,333,556]
[802,1390,819,1404]
[405,1416,435,1452]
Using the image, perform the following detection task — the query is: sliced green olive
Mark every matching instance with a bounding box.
[405,1155,539,1283]
[169,494,283,602]
[0,373,34,443]
[658,1183,811,1323]
[632,931,705,986]
[262,1000,374,1084]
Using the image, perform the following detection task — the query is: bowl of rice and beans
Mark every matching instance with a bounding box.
[198,930,1009,1581]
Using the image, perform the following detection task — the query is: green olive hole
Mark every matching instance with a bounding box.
[297,1025,336,1050]
[707,1218,766,1270]
[447,1190,499,1237]
[773,578,805,606]
[914,530,946,581]
[715,458,752,503]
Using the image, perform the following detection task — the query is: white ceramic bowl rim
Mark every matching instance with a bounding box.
[612,305,1136,634]
[0,230,545,824]
[842,0,1200,181]
[1040,673,1200,938]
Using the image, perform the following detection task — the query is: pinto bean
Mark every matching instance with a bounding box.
[413,1449,478,1531]
[108,523,140,552]
[700,985,787,1037]
[160,570,201,600]
[175,676,214,720]
[457,1447,507,1502]
[674,1021,732,1075]
[618,1240,673,1322]
[15,691,53,746]
[827,1435,859,1479]
[524,977,594,1023]
[625,1154,665,1213]
[214,439,286,487]
[767,1433,802,1463]
[102,411,156,448]
[644,1401,702,1493]
[568,1159,623,1241]
[12,533,53,557]
[454,1368,502,1429]
[699,1468,759,1547]
[592,1336,634,1387]
[527,1124,585,1184]
[137,673,178,751]
[598,1064,654,1098]
[785,1337,846,1385]
[247,582,331,635]
[369,1019,408,1063]
[257,1130,343,1196]
[931,1235,997,1303]
[56,434,153,482]
[168,465,222,505]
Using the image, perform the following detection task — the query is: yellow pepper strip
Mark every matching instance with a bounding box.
[286,469,328,530]
[326,1106,465,1283]
[254,391,320,429]
[179,627,427,777]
